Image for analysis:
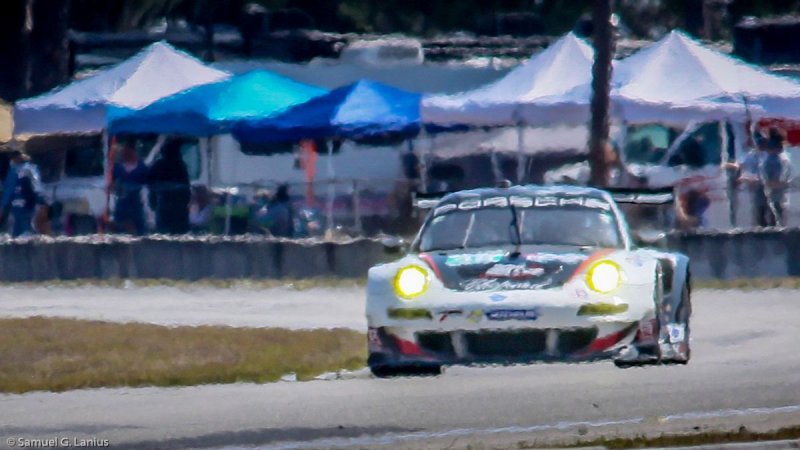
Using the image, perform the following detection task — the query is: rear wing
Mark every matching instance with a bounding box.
[604,187,675,205]
[412,186,676,210]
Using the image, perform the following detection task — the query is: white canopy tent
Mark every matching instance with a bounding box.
[421,32,595,127]
[13,41,229,136]
[611,30,800,124]
[420,32,595,182]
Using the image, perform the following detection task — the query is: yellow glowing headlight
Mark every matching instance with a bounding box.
[586,260,622,294]
[393,265,429,300]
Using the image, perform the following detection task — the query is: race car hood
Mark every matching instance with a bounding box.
[419,246,604,292]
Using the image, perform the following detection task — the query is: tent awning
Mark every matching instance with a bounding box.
[233,79,421,143]
[13,41,229,136]
[613,30,800,122]
[107,70,327,136]
[421,33,595,127]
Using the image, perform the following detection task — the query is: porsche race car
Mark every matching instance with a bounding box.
[366,185,691,376]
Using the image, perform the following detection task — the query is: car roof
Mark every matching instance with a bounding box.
[437,184,612,204]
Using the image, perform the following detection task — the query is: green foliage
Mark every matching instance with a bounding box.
[40,0,800,37]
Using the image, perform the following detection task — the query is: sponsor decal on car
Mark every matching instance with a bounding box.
[666,323,686,343]
[483,196,509,207]
[467,309,484,323]
[489,293,507,302]
[484,263,545,279]
[434,196,612,216]
[525,253,587,264]
[433,203,457,216]
[637,318,657,342]
[485,309,539,321]
[461,278,552,291]
[435,309,464,322]
[445,252,504,267]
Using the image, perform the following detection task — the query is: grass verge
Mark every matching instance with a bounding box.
[558,425,800,449]
[0,317,366,394]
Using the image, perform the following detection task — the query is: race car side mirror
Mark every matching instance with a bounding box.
[380,236,407,254]
[632,229,667,248]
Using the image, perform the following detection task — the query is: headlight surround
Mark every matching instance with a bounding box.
[393,265,429,300]
[586,260,622,294]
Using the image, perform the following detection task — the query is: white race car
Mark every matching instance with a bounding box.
[366,185,691,376]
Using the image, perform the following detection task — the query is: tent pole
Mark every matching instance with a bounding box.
[418,128,430,194]
[224,190,232,236]
[353,179,362,234]
[325,140,335,237]
[426,131,436,193]
[490,147,501,184]
[205,136,213,187]
[102,129,111,232]
[516,122,525,184]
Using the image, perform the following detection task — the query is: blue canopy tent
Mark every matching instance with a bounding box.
[233,79,422,234]
[232,79,421,143]
[107,70,327,136]
[106,70,326,235]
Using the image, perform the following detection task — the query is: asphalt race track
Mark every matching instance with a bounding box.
[1,288,800,449]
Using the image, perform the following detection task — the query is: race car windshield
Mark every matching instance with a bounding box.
[418,207,622,251]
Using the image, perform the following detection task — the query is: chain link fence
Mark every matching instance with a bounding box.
[2,177,421,238]
[3,176,800,238]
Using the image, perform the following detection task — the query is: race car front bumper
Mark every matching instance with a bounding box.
[367,284,655,367]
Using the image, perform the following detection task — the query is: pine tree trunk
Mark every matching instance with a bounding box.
[0,0,70,101]
[588,0,614,188]
[0,0,28,101]
[29,0,71,95]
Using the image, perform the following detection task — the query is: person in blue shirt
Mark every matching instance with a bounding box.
[0,150,43,237]
[112,139,149,235]
[261,184,295,238]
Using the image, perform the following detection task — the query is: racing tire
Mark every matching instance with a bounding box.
[613,360,645,369]
[370,364,443,378]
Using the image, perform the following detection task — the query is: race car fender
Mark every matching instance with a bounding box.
[636,249,691,324]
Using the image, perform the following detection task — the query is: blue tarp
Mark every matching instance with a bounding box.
[233,80,421,143]
[107,70,326,136]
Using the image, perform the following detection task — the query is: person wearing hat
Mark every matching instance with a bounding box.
[760,127,792,226]
[0,149,44,237]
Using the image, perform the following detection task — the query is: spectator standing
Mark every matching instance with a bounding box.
[0,150,44,237]
[189,185,213,233]
[265,184,295,237]
[728,133,769,227]
[147,139,191,234]
[760,128,792,226]
[112,139,149,235]
[676,187,711,230]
